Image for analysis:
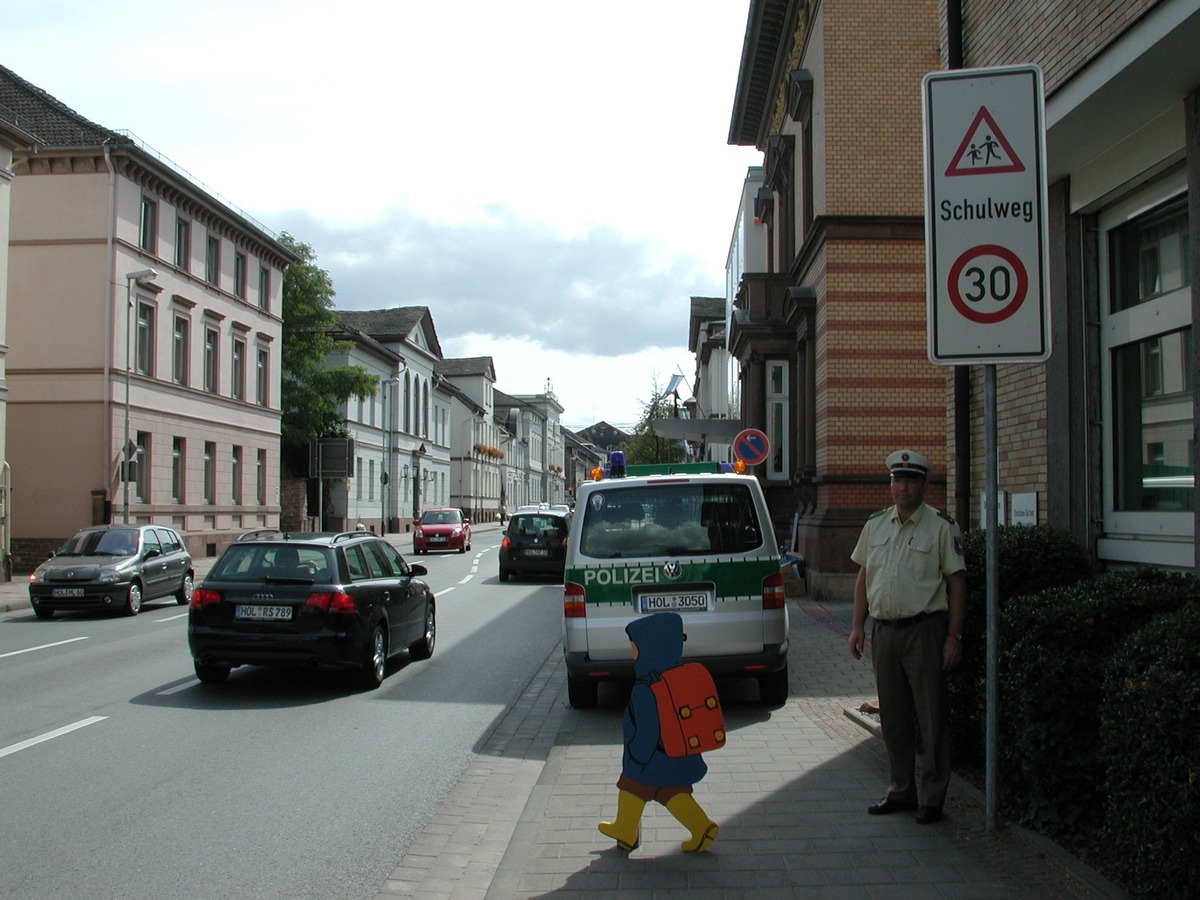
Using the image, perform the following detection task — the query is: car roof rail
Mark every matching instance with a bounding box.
[330,531,363,544]
[237,528,287,542]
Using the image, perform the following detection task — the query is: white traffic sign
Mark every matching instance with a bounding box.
[923,65,1050,364]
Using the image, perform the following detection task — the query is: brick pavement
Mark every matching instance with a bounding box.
[374,597,1126,899]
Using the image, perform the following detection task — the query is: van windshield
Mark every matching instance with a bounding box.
[578,483,763,558]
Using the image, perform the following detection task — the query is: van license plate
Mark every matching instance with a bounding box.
[640,592,709,613]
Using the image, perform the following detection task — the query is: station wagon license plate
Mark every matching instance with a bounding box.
[235,605,292,621]
[639,592,710,613]
[51,587,85,597]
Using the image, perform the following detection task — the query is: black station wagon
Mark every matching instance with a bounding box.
[188,531,436,689]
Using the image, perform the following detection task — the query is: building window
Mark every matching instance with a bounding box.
[232,338,246,401]
[1100,176,1193,563]
[172,316,189,385]
[140,197,157,253]
[368,459,375,502]
[203,442,216,505]
[172,437,185,503]
[206,234,220,285]
[403,373,412,432]
[256,348,268,405]
[204,327,219,393]
[135,431,150,503]
[256,448,267,505]
[234,252,247,300]
[231,445,242,504]
[258,265,271,311]
[765,360,789,481]
[136,303,155,377]
[175,218,190,271]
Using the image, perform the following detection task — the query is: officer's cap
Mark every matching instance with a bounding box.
[886,449,931,478]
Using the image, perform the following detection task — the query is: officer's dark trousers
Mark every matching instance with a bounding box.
[871,613,952,810]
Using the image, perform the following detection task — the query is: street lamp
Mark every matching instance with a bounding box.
[123,268,158,523]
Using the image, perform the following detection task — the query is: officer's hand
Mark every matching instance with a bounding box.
[848,628,865,660]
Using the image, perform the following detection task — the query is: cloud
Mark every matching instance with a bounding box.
[276,205,722,359]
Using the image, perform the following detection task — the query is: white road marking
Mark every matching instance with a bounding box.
[0,716,107,759]
[157,680,198,696]
[0,636,88,660]
[155,612,189,622]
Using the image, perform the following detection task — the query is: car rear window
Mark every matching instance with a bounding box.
[579,483,763,558]
[210,544,333,581]
[509,515,568,538]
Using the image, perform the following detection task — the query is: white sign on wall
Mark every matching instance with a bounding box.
[923,65,1051,365]
[1010,491,1038,525]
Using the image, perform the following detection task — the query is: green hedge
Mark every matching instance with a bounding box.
[948,526,1091,766]
[998,569,1197,836]
[1099,602,1200,899]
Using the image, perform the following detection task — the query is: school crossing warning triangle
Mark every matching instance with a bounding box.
[945,106,1025,176]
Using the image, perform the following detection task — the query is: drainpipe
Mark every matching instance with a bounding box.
[103,141,117,522]
[947,0,972,531]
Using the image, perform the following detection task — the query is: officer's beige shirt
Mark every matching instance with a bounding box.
[851,502,965,621]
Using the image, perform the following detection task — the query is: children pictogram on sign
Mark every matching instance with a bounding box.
[945,106,1024,176]
[598,612,720,854]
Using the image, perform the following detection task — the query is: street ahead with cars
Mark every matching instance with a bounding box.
[0,522,563,899]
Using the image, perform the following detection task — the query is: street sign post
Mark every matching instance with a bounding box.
[923,65,1050,364]
[732,428,770,467]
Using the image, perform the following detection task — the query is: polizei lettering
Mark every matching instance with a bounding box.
[583,566,660,586]
[940,197,1034,224]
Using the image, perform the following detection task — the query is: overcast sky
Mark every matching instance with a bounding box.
[4,0,762,431]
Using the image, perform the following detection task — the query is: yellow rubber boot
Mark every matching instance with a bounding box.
[665,793,718,852]
[598,790,646,851]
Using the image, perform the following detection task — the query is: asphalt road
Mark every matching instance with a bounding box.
[0,530,564,899]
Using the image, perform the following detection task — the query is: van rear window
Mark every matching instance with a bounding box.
[578,483,762,558]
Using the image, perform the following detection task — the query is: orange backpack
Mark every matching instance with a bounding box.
[651,663,726,757]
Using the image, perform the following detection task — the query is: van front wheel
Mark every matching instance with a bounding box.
[567,676,598,709]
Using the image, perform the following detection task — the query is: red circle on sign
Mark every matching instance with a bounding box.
[733,428,770,466]
[947,244,1028,324]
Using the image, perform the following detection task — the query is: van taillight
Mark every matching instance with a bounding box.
[762,572,785,609]
[563,582,586,618]
[306,591,355,613]
[191,588,221,610]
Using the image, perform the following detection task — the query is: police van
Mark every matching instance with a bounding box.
[562,455,789,708]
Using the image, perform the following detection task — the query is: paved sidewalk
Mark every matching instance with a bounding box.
[375,597,1126,899]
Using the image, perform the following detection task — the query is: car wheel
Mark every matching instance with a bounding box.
[124,582,143,616]
[195,661,231,684]
[567,676,598,709]
[458,543,467,553]
[499,567,509,582]
[33,605,54,620]
[358,625,387,689]
[759,665,789,708]
[175,572,195,605]
[409,602,436,660]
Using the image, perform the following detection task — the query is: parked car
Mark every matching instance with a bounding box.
[499,510,571,582]
[188,530,436,689]
[413,508,472,554]
[562,468,789,708]
[28,524,194,619]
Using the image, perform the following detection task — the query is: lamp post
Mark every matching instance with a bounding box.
[123,268,158,523]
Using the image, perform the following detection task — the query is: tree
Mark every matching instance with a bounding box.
[277,232,378,475]
[623,375,688,466]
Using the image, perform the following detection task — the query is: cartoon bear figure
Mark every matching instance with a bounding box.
[598,612,718,853]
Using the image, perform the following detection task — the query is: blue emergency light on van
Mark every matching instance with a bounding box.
[607,450,626,478]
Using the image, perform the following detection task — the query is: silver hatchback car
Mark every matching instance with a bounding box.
[28,525,195,619]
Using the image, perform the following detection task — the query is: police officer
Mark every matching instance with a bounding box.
[848,450,966,825]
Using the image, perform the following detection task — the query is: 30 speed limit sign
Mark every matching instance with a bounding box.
[923,66,1050,364]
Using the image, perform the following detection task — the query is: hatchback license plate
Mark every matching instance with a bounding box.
[51,587,86,597]
[524,548,550,557]
[639,592,710,613]
[235,605,292,620]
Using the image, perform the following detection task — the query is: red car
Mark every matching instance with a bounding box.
[413,508,472,554]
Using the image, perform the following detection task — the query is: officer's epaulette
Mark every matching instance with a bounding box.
[867,508,888,520]
[937,510,957,525]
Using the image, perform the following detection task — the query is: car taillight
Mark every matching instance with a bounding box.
[762,572,785,609]
[306,591,355,613]
[501,537,510,551]
[563,582,586,618]
[191,588,222,610]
